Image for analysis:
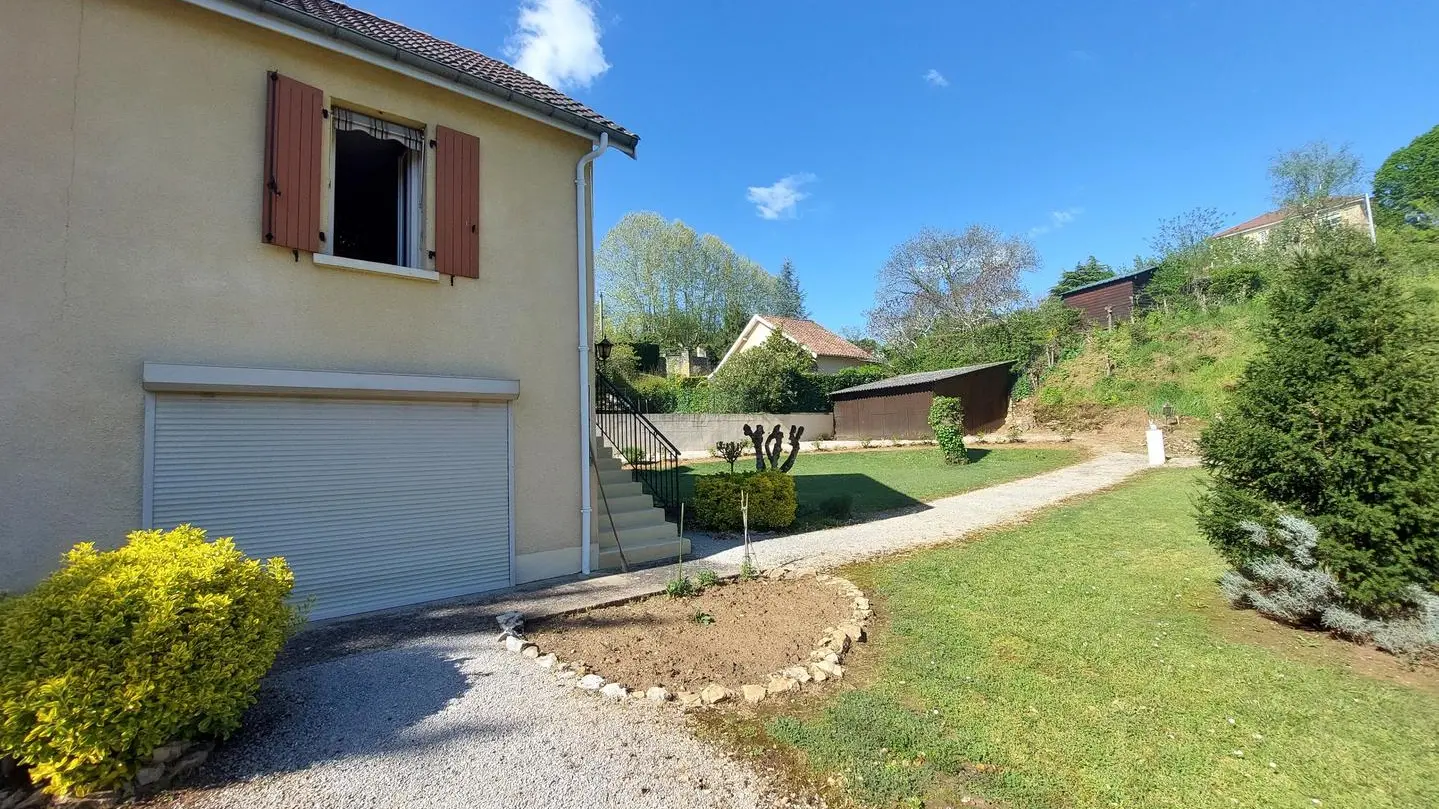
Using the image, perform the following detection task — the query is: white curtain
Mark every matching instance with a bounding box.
[333,107,424,151]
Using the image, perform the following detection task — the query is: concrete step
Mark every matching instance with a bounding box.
[599,534,691,571]
[598,521,676,549]
[599,504,672,531]
[597,479,646,500]
[602,492,659,515]
[596,467,636,486]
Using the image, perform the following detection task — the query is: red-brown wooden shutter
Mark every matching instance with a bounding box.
[262,72,323,253]
[434,126,480,278]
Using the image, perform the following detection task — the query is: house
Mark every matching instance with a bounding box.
[0,0,678,621]
[710,315,877,377]
[830,362,1015,440]
[1213,195,1376,245]
[664,347,714,378]
[1058,267,1157,326]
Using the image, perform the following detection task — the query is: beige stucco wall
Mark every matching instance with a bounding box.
[1237,199,1372,245]
[0,0,602,592]
[815,355,870,375]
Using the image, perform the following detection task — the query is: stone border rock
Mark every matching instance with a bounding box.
[0,741,212,809]
[496,567,872,711]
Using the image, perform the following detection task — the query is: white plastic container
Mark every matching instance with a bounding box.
[1146,422,1166,466]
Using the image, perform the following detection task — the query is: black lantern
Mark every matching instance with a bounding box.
[595,336,614,364]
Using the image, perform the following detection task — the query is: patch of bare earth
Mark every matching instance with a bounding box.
[529,578,853,693]
[1204,595,1439,696]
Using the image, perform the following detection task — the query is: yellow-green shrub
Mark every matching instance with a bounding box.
[0,526,297,796]
[694,471,798,531]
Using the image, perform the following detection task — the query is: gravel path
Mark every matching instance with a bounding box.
[166,634,767,809]
[690,451,1152,570]
[163,451,1154,808]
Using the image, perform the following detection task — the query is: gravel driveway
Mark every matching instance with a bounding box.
[166,632,767,809]
[165,451,1154,808]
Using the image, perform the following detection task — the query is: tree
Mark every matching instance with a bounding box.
[1197,243,1439,616]
[1049,256,1115,296]
[866,225,1038,347]
[1373,123,1439,228]
[708,331,822,413]
[1268,140,1363,213]
[1148,206,1227,261]
[773,258,809,318]
[596,212,779,356]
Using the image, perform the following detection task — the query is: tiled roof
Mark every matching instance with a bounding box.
[1213,196,1364,239]
[829,361,1015,397]
[762,316,876,361]
[1057,266,1156,297]
[263,0,637,150]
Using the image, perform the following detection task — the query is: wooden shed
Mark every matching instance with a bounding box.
[1059,267,1156,326]
[830,361,1015,440]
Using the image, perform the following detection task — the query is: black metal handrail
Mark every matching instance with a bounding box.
[595,371,682,515]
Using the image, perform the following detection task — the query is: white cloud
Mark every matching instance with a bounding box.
[923,68,949,87]
[747,174,816,220]
[506,0,610,90]
[1028,207,1084,237]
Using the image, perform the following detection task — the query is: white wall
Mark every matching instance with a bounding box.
[642,413,836,452]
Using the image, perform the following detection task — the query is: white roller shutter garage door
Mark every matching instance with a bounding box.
[149,394,512,620]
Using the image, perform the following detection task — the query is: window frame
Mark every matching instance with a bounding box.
[322,103,430,273]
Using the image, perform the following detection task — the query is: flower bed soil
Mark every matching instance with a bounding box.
[528,577,853,693]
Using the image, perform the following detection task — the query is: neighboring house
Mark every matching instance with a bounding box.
[1213,195,1376,245]
[830,362,1015,440]
[1058,267,1157,326]
[711,315,877,376]
[664,347,714,378]
[0,0,659,620]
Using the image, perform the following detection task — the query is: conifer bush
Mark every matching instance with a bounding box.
[1198,244,1439,617]
[0,526,297,795]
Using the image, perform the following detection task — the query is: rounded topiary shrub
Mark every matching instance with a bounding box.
[694,470,798,531]
[0,526,297,796]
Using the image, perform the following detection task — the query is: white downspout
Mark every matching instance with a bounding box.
[1363,192,1378,244]
[575,133,609,575]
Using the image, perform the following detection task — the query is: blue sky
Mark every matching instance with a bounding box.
[361,0,1437,335]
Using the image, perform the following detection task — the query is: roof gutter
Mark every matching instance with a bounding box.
[184,0,638,157]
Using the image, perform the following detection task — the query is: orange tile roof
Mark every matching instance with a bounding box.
[762,316,875,361]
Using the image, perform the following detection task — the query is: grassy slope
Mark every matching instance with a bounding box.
[1036,303,1262,422]
[768,469,1439,808]
[680,447,1082,531]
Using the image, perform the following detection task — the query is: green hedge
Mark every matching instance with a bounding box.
[0,526,297,796]
[694,471,798,531]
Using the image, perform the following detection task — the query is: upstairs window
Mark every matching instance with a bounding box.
[332,108,424,268]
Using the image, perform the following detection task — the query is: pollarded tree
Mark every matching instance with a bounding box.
[1197,242,1439,615]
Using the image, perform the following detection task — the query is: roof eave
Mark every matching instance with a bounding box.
[198,0,639,157]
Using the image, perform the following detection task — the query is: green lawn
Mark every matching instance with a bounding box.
[680,447,1082,531]
[762,468,1439,808]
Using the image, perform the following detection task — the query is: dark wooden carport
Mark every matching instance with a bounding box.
[830,361,1015,440]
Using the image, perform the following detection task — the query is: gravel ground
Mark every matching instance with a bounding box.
[690,451,1152,570]
[161,452,1154,808]
[165,632,769,809]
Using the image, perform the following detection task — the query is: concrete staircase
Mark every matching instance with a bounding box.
[592,442,687,571]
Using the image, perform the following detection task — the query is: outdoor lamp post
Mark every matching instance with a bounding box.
[595,336,613,366]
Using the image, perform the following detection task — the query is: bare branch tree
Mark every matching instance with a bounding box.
[866,225,1037,347]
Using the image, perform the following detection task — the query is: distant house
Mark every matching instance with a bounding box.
[1058,267,1157,326]
[710,315,876,376]
[1213,196,1375,245]
[664,346,713,378]
[830,362,1015,440]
